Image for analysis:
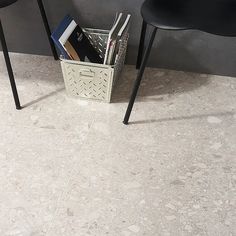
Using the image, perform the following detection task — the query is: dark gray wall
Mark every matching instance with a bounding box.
[1,0,236,76]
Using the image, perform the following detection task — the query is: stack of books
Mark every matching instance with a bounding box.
[51,13,131,65]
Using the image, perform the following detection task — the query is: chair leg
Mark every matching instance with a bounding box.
[37,0,58,60]
[0,20,21,110]
[136,20,147,69]
[123,27,157,125]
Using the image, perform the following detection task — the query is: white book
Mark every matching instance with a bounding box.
[112,13,119,27]
[59,20,77,45]
[118,14,131,37]
[110,14,131,65]
[103,13,123,65]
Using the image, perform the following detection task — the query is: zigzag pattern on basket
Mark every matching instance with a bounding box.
[65,65,110,101]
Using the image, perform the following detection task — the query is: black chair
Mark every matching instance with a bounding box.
[123,0,236,124]
[0,0,58,110]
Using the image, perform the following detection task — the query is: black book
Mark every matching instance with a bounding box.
[67,25,103,63]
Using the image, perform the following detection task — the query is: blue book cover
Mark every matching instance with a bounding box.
[51,15,73,59]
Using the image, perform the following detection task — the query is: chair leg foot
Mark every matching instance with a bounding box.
[37,0,59,60]
[136,20,147,70]
[123,120,129,125]
[123,27,157,125]
[0,20,21,110]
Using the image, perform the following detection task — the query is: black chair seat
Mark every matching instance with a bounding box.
[0,0,18,8]
[142,0,191,30]
[142,0,236,36]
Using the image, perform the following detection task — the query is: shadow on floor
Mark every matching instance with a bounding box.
[112,65,210,103]
[22,87,65,108]
[129,111,235,125]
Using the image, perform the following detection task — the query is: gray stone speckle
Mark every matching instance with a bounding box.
[170,180,185,186]
[67,208,74,217]
[40,125,56,129]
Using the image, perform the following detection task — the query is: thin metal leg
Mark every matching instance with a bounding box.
[37,0,58,60]
[136,20,147,69]
[0,20,21,110]
[123,27,157,125]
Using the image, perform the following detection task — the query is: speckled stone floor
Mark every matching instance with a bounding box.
[0,53,235,236]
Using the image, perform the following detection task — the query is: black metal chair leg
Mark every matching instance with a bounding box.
[0,20,21,110]
[136,20,147,69]
[37,0,58,60]
[123,27,157,125]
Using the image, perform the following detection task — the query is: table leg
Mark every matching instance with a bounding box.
[37,0,58,60]
[123,27,157,125]
[0,20,21,110]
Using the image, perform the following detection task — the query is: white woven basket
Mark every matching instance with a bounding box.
[60,28,129,102]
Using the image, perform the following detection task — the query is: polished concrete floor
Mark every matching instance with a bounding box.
[0,53,235,236]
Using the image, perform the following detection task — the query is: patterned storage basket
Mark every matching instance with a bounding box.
[60,28,129,102]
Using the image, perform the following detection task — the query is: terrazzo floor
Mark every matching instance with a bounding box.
[0,53,235,236]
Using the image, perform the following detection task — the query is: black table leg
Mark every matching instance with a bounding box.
[136,20,147,70]
[37,0,58,60]
[123,27,157,125]
[0,20,21,110]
